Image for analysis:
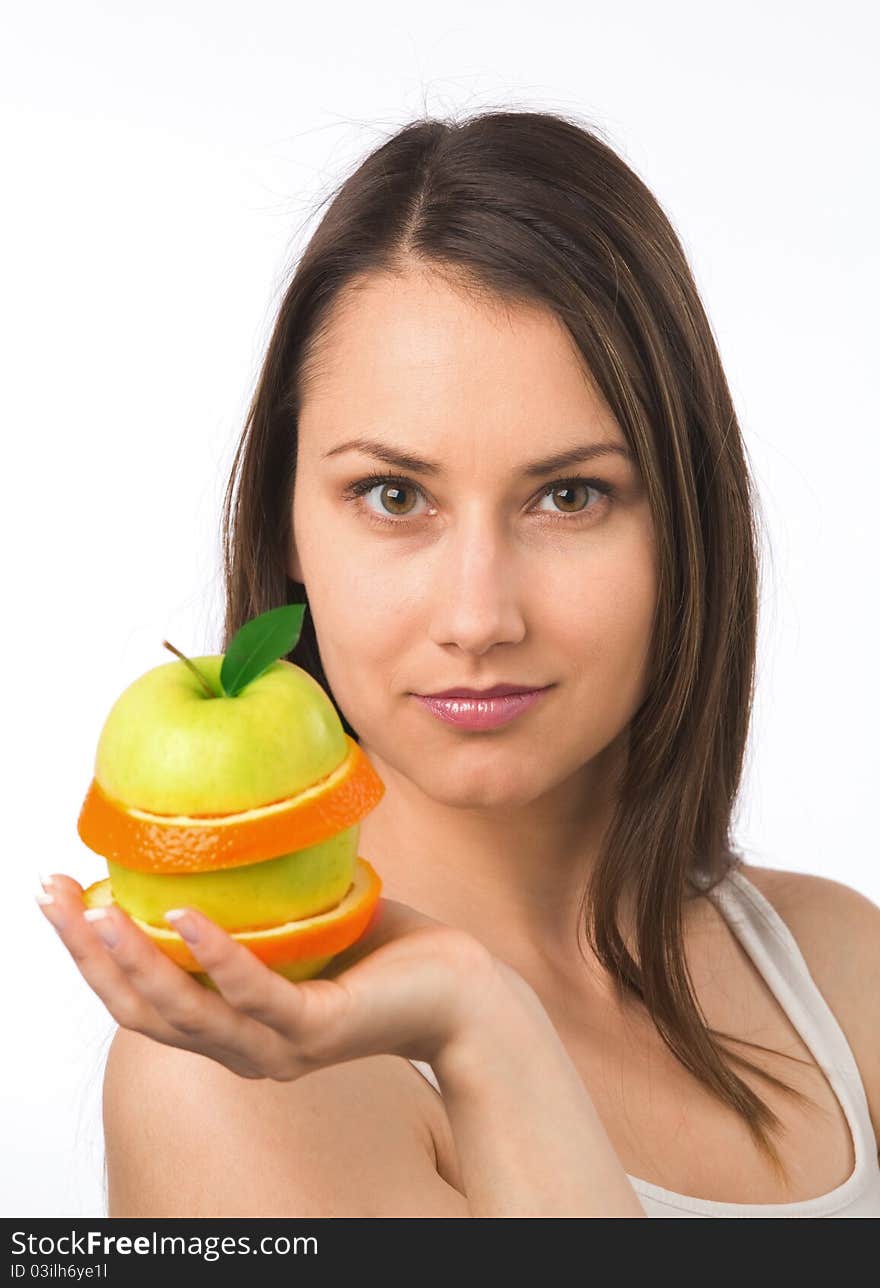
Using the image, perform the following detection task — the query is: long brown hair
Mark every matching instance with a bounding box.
[220,108,819,1181]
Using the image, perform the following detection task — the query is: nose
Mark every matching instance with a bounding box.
[427,513,527,655]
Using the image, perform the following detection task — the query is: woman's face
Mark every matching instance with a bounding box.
[289,268,659,814]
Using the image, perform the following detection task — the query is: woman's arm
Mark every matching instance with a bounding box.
[43,874,643,1216]
[103,980,644,1219]
[433,967,646,1217]
[102,1027,471,1217]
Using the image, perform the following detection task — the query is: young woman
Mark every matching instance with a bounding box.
[38,109,880,1218]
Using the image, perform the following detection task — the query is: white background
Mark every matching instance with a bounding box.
[3,0,877,1217]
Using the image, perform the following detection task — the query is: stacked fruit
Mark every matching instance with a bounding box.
[77,605,384,987]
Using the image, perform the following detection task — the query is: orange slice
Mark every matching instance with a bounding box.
[82,856,382,972]
[77,735,384,874]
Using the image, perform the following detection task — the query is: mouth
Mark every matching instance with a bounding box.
[410,686,554,731]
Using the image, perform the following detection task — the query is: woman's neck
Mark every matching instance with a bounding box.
[354,733,635,1000]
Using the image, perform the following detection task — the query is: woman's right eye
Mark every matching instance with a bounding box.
[342,474,431,524]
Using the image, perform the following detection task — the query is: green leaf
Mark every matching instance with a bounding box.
[220,604,307,698]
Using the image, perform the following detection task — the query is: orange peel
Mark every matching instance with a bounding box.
[77,735,384,875]
[82,856,382,973]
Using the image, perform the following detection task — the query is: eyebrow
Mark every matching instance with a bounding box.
[322,436,634,477]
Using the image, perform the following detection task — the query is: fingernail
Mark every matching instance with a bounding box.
[165,909,199,944]
[84,907,119,948]
[35,891,66,931]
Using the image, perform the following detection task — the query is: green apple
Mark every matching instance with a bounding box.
[95,655,348,814]
[93,653,357,929]
[107,827,359,929]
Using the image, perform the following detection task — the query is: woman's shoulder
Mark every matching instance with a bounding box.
[734,861,880,1146]
[735,860,880,967]
[102,1026,467,1216]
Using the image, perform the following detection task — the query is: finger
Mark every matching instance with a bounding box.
[158,904,348,1068]
[36,875,183,1039]
[93,897,329,1079]
[320,897,454,979]
[36,877,266,1077]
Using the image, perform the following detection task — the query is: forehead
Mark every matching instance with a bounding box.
[296,270,621,445]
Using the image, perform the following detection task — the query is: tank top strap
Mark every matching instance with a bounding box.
[704,865,876,1155]
[409,1057,441,1093]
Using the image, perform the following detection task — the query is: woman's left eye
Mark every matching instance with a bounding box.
[342,473,616,526]
[533,478,615,517]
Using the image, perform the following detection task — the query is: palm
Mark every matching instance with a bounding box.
[303,897,489,1063]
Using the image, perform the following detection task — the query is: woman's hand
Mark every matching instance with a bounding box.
[37,872,509,1082]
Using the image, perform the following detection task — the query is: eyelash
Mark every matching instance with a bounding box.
[341,471,617,529]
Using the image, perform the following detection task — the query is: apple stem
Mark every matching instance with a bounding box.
[161,640,218,698]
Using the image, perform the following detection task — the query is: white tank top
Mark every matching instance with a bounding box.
[408,867,880,1217]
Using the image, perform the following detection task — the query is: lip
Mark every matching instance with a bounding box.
[411,686,553,730]
[419,683,548,699]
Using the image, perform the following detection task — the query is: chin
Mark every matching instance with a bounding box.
[359,723,569,810]
[413,756,548,812]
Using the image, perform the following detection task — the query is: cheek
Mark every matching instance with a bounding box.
[298,540,414,715]
[550,533,657,701]
[295,491,410,608]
